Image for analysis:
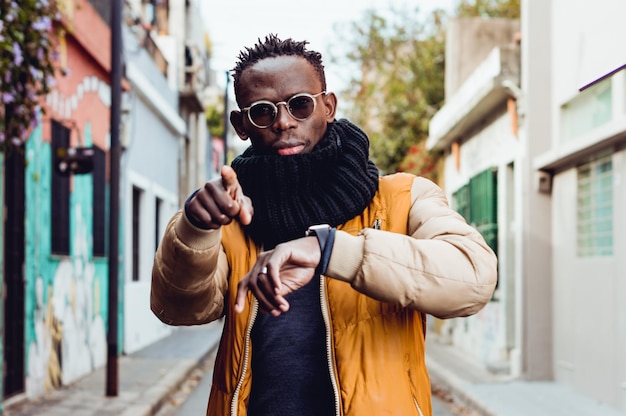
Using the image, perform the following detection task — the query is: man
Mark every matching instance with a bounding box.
[151,34,497,416]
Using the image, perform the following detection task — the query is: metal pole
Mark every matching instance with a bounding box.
[107,0,122,397]
[222,70,229,165]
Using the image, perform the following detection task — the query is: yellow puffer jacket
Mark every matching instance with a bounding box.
[151,173,498,416]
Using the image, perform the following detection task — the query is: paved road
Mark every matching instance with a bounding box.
[156,354,469,416]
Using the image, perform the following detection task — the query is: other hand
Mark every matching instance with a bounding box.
[234,236,321,317]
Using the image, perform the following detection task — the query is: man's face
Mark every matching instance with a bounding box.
[230,56,337,155]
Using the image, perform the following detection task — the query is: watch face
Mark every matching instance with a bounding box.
[306,224,331,236]
[310,224,331,231]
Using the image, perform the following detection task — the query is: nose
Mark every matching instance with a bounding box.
[273,102,297,131]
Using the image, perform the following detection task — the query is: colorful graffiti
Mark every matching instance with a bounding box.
[23,81,110,398]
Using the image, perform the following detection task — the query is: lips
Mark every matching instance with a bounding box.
[276,145,305,156]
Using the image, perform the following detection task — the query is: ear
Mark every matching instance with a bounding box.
[230,110,249,140]
[322,92,338,122]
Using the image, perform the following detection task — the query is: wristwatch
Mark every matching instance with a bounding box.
[305,224,332,253]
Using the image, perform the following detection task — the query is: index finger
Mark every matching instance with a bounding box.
[221,165,239,193]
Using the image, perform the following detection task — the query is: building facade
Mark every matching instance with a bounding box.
[428,1,626,411]
[531,0,626,410]
[120,8,185,354]
[2,0,113,403]
[1,0,217,408]
[427,16,522,376]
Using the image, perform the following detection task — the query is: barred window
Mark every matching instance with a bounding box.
[577,154,613,257]
[132,186,143,281]
[155,196,162,252]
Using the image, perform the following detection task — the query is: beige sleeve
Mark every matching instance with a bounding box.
[325,177,498,318]
[150,210,230,325]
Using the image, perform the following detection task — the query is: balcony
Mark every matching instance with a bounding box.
[427,45,520,152]
[179,44,207,113]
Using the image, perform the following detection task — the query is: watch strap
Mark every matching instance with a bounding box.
[306,224,335,275]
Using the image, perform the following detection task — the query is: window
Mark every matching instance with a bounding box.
[453,184,470,224]
[92,146,106,257]
[132,186,143,281]
[453,167,498,256]
[469,168,498,256]
[577,154,613,257]
[155,196,162,251]
[51,120,71,255]
[561,77,612,143]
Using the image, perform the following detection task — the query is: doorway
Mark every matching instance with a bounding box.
[3,148,26,399]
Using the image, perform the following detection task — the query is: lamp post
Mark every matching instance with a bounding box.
[223,70,229,165]
[106,0,122,397]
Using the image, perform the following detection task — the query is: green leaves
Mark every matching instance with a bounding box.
[333,6,445,177]
[332,0,519,179]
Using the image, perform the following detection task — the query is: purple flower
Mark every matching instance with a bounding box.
[13,42,24,66]
[29,66,42,80]
[32,16,52,32]
[2,93,15,104]
[12,137,23,146]
[0,132,5,143]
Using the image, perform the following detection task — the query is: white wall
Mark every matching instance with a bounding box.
[442,112,519,368]
[123,171,178,354]
[551,150,626,408]
[548,0,626,409]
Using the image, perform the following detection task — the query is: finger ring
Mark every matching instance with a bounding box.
[259,266,268,274]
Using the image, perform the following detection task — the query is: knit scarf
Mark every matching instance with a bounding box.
[231,118,380,249]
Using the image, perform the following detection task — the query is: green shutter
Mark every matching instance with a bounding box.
[468,168,498,255]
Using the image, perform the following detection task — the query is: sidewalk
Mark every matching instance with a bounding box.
[4,320,223,416]
[5,320,626,416]
[425,334,626,416]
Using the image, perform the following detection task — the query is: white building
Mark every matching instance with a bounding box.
[428,1,626,411]
[121,0,213,353]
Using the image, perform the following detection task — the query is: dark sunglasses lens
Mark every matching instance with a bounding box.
[288,95,315,120]
[249,103,276,127]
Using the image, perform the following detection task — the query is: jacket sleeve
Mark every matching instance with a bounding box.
[325,176,498,319]
[150,210,229,325]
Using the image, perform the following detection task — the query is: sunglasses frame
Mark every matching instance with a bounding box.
[242,91,326,129]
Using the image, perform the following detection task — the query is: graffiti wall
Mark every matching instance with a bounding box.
[22,6,114,398]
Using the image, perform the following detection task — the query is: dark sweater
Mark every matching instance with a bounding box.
[247,275,335,416]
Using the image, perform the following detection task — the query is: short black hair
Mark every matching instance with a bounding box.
[231,34,327,103]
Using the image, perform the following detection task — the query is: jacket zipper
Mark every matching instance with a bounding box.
[373,218,382,230]
[413,397,424,416]
[320,276,341,416]
[230,299,259,416]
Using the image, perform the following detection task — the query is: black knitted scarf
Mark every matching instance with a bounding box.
[231,118,380,249]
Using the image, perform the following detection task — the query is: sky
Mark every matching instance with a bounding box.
[201,0,457,93]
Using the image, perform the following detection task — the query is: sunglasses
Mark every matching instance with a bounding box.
[241,91,326,129]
